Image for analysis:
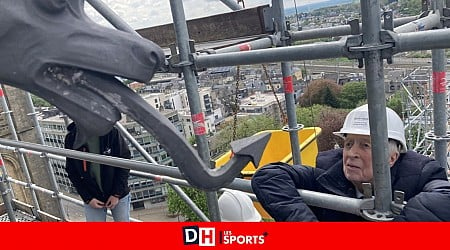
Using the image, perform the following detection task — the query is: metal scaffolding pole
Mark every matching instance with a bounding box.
[272,0,301,164]
[169,0,220,222]
[394,29,450,52]
[5,176,141,222]
[0,139,372,217]
[290,15,418,41]
[0,85,41,219]
[24,93,67,221]
[360,0,392,220]
[219,0,243,11]
[427,0,449,173]
[196,27,450,69]
[215,35,278,53]
[4,0,449,222]
[394,12,441,33]
[115,122,209,221]
[195,40,347,67]
[87,0,211,220]
[0,154,16,222]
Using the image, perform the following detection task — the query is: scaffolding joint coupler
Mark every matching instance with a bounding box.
[280,30,292,46]
[360,184,405,221]
[391,190,406,215]
[425,131,450,142]
[344,30,396,68]
[167,40,200,73]
[282,123,304,133]
[361,209,395,221]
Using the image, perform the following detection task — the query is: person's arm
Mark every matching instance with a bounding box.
[64,134,93,203]
[251,162,319,221]
[417,160,448,189]
[394,179,450,221]
[110,128,131,197]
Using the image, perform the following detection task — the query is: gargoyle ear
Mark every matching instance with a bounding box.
[34,0,68,13]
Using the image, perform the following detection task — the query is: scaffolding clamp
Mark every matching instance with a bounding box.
[282,123,304,133]
[391,190,406,215]
[424,131,450,142]
[167,40,198,73]
[360,183,395,221]
[344,30,396,68]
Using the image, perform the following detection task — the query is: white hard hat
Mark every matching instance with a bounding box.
[333,104,407,153]
[218,190,262,222]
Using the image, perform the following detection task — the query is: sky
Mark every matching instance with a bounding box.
[85,0,327,29]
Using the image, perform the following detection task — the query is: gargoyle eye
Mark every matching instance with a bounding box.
[34,0,68,13]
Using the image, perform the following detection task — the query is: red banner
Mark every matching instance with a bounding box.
[192,112,206,135]
[283,76,294,93]
[433,71,446,94]
[239,43,251,51]
[1,222,447,248]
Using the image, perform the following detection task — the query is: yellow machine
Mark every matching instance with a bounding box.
[215,127,322,219]
[215,127,321,175]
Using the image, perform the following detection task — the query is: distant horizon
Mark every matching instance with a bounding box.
[284,0,354,16]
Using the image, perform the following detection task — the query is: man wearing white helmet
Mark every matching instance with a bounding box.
[252,104,449,221]
[218,189,262,222]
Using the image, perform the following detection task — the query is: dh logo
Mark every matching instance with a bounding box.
[183,226,216,246]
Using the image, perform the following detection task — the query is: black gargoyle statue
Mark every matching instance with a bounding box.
[0,0,270,190]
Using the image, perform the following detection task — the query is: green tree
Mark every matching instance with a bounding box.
[323,86,340,108]
[338,81,367,109]
[397,0,422,15]
[166,185,209,221]
[296,104,328,127]
[299,79,342,107]
[212,115,282,154]
[31,94,51,107]
[297,105,350,151]
[386,90,405,117]
[315,108,349,151]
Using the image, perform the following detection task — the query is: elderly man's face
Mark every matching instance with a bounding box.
[342,134,373,184]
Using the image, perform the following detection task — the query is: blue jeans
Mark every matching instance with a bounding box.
[84,193,131,222]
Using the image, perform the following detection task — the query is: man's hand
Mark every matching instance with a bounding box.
[105,196,120,209]
[88,198,105,209]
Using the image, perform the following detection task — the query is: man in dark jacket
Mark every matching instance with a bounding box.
[394,179,450,221]
[65,122,131,222]
[252,105,449,221]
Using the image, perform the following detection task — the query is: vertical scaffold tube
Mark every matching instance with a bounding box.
[0,154,16,222]
[272,0,302,165]
[430,0,449,174]
[360,0,393,216]
[169,0,220,221]
[0,86,42,219]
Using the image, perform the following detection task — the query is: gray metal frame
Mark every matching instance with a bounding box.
[0,0,449,222]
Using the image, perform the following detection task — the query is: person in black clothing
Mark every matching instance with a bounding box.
[65,122,131,222]
[251,104,450,221]
[394,179,450,221]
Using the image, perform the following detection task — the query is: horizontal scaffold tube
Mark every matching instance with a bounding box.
[393,28,450,52]
[0,138,184,180]
[0,139,374,217]
[291,15,418,41]
[194,40,346,68]
[7,177,141,222]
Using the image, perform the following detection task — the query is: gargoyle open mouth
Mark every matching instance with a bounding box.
[0,0,270,190]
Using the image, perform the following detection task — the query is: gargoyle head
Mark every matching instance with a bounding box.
[0,0,268,191]
[0,0,165,147]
